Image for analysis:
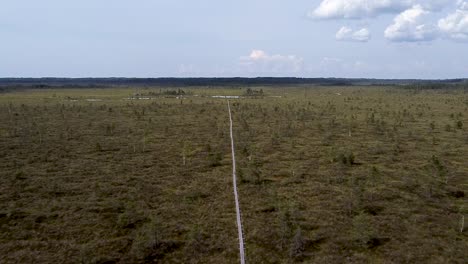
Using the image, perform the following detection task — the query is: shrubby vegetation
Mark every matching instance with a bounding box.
[0,86,466,263]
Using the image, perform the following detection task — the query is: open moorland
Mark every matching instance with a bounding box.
[0,86,467,263]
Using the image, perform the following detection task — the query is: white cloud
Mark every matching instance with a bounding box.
[438,1,468,40]
[248,50,268,60]
[309,0,450,19]
[309,0,410,19]
[336,26,371,42]
[384,5,438,42]
[239,50,304,74]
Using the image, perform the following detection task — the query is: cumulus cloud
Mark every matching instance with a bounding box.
[239,50,303,74]
[309,0,450,19]
[308,0,468,43]
[336,26,371,42]
[384,5,437,42]
[309,0,410,19]
[438,1,468,40]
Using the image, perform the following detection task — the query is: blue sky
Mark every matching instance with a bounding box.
[1,0,467,78]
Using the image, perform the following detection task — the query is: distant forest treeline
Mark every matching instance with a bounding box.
[0,77,467,90]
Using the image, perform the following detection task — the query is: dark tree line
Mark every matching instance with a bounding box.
[0,77,467,90]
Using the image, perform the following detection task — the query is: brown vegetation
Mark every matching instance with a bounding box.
[0,87,467,263]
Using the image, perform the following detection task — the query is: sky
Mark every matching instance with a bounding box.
[1,0,468,79]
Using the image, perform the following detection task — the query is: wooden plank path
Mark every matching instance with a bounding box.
[227,100,246,264]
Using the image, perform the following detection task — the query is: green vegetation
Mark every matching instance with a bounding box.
[0,86,467,263]
[243,88,264,97]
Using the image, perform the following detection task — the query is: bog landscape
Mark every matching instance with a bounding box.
[4,1,468,263]
[0,79,467,263]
